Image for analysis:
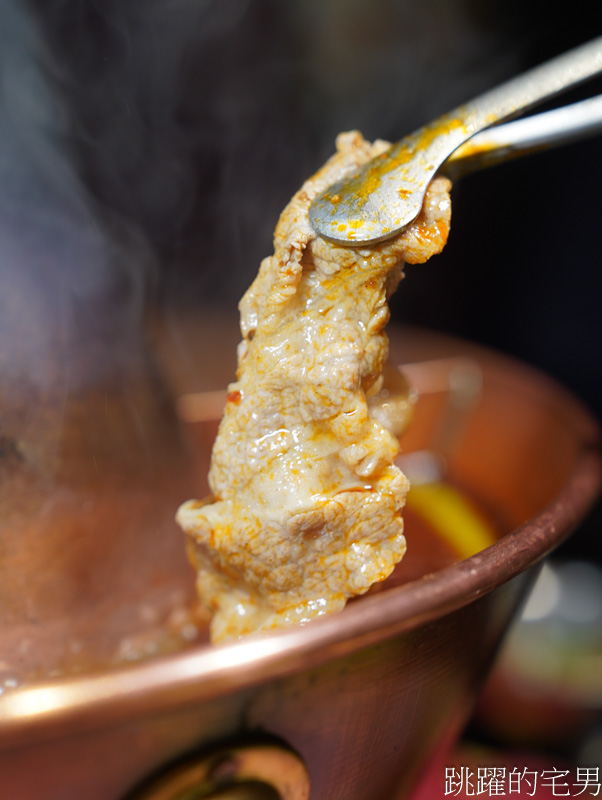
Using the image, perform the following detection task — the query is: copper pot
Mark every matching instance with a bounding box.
[0,316,599,800]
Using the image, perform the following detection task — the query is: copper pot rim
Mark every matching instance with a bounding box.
[0,354,600,749]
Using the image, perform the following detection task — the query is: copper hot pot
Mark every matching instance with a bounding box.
[0,315,599,800]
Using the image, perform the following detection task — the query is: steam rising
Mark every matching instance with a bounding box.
[3,0,592,380]
[0,0,157,394]
[6,0,524,315]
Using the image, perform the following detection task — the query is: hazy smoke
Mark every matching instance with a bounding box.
[10,0,527,310]
[0,0,162,394]
[3,0,599,316]
[24,0,293,304]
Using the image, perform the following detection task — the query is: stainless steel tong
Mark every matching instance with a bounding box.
[309,36,602,246]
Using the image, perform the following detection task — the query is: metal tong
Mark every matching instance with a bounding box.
[309,36,602,246]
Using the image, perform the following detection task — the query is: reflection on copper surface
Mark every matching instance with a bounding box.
[0,324,599,800]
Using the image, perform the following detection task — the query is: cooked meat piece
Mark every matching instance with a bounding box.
[177,131,452,642]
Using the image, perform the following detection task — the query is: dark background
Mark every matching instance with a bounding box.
[5,0,602,561]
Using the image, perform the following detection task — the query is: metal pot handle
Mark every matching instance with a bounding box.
[126,740,311,800]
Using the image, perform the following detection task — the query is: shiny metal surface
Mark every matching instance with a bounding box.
[0,321,599,800]
[309,36,602,245]
[445,94,602,178]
